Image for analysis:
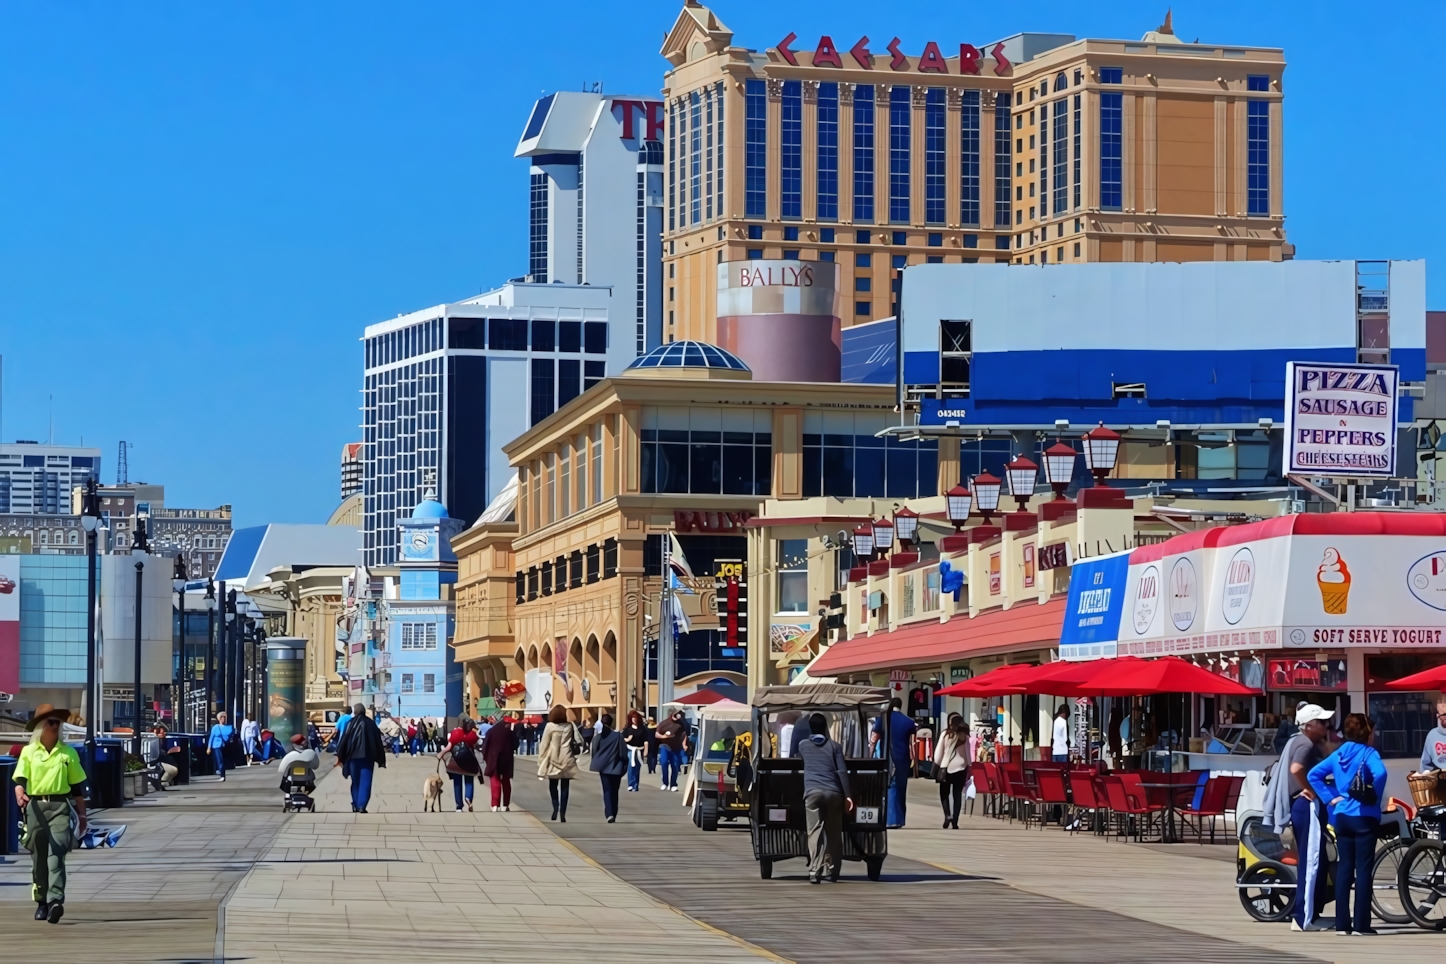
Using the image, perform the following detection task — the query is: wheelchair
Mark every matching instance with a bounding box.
[281,763,317,813]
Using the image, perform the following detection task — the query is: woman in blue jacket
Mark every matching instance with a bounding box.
[1308,713,1389,935]
[207,711,235,782]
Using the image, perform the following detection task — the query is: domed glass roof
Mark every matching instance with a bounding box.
[624,340,750,372]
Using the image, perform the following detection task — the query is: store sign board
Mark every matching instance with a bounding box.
[1116,531,1446,655]
[1282,361,1398,478]
[1059,551,1129,650]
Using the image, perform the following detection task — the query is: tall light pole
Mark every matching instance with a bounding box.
[79,478,101,770]
[173,554,187,731]
[204,580,217,723]
[132,518,150,757]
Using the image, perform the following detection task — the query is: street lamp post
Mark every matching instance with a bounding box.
[1082,423,1122,486]
[1004,456,1039,511]
[941,484,973,553]
[972,471,1003,526]
[1043,442,1078,499]
[79,478,101,771]
[205,580,217,723]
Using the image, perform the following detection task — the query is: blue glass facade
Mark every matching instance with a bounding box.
[18,555,95,686]
[853,85,875,223]
[780,81,802,219]
[816,82,838,222]
[888,87,911,223]
[744,80,767,218]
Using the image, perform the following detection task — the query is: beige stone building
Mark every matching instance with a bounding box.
[659,3,1287,342]
[449,342,958,721]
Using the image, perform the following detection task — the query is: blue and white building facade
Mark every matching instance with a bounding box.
[376,493,466,721]
[361,92,663,566]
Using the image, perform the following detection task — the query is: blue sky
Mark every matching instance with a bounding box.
[0,1,1441,526]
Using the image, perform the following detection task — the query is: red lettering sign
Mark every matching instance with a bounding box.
[886,37,908,71]
[613,100,664,142]
[812,35,842,68]
[776,31,798,66]
[674,511,754,534]
[849,36,873,70]
[958,43,982,75]
[918,41,947,73]
[991,42,1012,75]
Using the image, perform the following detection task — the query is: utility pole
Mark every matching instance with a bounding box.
[79,479,101,774]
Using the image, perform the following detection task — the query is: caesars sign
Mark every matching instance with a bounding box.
[1113,514,1446,657]
[1283,361,1399,478]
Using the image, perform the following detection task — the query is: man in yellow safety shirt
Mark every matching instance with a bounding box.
[13,703,89,924]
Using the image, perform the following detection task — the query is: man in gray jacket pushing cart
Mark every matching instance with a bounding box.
[796,713,854,884]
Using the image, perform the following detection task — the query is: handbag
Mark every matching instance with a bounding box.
[1347,750,1378,806]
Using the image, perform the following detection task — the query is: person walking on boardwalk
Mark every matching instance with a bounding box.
[933,713,969,830]
[797,713,853,884]
[207,710,235,782]
[240,712,260,765]
[655,710,688,792]
[336,704,387,813]
[438,717,482,812]
[13,704,88,924]
[590,713,627,823]
[621,710,647,792]
[536,705,581,822]
[869,698,917,828]
[482,714,517,811]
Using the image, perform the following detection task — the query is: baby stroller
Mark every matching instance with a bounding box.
[281,761,317,813]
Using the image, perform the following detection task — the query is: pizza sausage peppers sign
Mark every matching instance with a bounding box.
[1282,361,1398,478]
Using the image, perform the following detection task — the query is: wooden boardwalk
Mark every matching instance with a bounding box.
[509,763,1330,964]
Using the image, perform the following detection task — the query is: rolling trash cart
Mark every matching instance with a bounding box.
[749,684,891,881]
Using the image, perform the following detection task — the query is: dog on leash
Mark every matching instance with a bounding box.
[423,773,445,812]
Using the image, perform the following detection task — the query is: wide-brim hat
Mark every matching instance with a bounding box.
[26,704,70,731]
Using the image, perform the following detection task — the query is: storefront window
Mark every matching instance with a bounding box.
[777,539,809,613]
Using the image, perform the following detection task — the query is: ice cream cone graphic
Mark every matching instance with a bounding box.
[1316,547,1350,615]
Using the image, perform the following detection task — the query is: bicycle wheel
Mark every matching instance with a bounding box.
[1239,860,1295,923]
[1398,839,1446,930]
[1371,838,1412,924]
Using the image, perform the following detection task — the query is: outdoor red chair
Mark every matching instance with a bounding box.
[1067,770,1106,835]
[977,762,1004,819]
[1102,775,1164,842]
[1034,768,1070,829]
[1178,775,1232,843]
[1001,765,1038,825]
[1219,774,1245,837]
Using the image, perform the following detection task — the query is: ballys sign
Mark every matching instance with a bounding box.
[775,33,1012,76]
[737,264,815,288]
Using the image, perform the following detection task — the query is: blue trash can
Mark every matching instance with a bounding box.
[89,740,126,809]
[0,757,17,855]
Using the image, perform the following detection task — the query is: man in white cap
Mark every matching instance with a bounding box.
[1267,703,1334,931]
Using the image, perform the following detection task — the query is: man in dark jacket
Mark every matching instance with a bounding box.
[589,714,627,822]
[335,704,387,813]
[655,710,688,791]
[796,713,853,884]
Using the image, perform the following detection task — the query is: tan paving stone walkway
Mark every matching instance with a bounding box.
[218,754,772,962]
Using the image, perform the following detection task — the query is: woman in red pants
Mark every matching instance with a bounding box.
[481,714,518,811]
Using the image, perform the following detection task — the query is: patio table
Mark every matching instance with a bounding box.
[1136,781,1198,843]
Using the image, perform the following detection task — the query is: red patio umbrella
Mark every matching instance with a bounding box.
[935,663,1042,697]
[1069,655,1258,696]
[670,688,729,706]
[1381,664,1446,691]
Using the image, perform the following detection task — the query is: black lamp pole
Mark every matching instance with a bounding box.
[205,580,216,722]
[132,519,149,756]
[80,478,101,773]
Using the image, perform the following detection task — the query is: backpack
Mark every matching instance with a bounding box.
[451,738,480,774]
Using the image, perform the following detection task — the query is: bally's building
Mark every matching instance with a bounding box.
[659,3,1287,342]
[361,92,664,566]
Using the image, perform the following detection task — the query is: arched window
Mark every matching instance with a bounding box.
[69,530,79,545]
[1054,72,1068,92]
[38,530,48,545]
